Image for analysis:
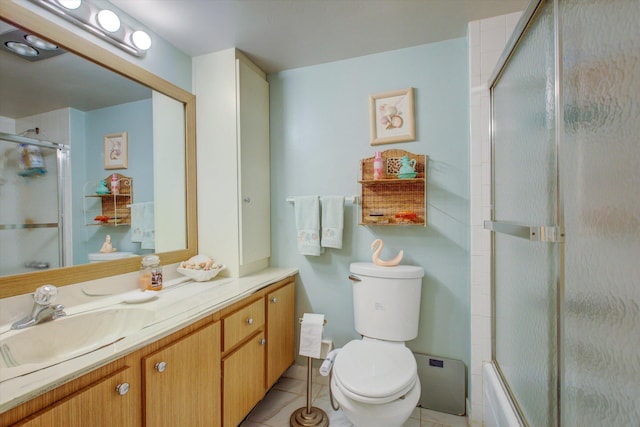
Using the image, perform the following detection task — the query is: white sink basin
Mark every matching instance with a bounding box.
[0,307,155,379]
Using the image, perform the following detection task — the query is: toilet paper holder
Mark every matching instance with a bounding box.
[291,318,329,427]
[298,317,327,325]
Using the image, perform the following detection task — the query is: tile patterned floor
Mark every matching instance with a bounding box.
[240,365,468,427]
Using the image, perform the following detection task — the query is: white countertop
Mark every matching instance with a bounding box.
[0,267,298,413]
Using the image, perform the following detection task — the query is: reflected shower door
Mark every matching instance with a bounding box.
[491,1,559,425]
[0,139,62,275]
[560,0,640,424]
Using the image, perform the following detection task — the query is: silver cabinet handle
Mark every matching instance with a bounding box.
[348,274,361,282]
[115,382,130,396]
[270,297,277,304]
[247,317,254,325]
[259,338,266,346]
[155,361,167,372]
[243,196,251,203]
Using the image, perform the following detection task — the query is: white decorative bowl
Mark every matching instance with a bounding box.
[177,264,225,282]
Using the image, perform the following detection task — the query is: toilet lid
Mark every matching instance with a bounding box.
[333,340,417,401]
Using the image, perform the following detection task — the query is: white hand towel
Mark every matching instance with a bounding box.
[130,202,146,243]
[321,196,344,249]
[294,196,321,256]
[140,202,155,250]
[299,313,324,359]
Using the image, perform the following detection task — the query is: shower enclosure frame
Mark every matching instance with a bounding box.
[485,0,564,425]
[0,131,69,271]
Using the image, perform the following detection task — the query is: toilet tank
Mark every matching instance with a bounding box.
[349,262,424,341]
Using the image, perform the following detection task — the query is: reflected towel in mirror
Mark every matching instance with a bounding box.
[131,201,155,249]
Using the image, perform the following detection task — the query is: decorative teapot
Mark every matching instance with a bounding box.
[397,155,417,179]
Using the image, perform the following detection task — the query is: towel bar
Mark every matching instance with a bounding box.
[286,195,359,204]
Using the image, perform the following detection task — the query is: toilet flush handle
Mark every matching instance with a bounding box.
[348,274,361,282]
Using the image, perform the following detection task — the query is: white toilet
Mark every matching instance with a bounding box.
[331,262,425,427]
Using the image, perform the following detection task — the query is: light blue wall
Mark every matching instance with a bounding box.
[72,99,154,264]
[269,38,471,369]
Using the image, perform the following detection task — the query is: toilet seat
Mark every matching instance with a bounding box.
[333,339,417,404]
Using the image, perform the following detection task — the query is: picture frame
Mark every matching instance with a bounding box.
[104,132,128,169]
[369,88,416,145]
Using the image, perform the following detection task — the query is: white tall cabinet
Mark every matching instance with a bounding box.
[193,49,270,277]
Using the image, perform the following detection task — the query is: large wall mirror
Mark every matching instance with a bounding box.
[0,4,197,298]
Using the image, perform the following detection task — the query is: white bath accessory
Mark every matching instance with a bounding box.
[371,239,404,266]
[330,262,424,427]
[292,315,329,426]
[321,195,344,249]
[293,196,322,256]
[299,312,325,358]
[319,349,340,376]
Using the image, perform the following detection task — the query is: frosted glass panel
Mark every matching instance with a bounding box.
[0,141,61,275]
[491,1,557,426]
[561,0,640,424]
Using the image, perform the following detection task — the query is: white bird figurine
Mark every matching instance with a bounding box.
[371,239,403,267]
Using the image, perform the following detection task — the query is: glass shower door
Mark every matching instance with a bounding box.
[489,1,559,425]
[560,0,640,424]
[0,136,64,275]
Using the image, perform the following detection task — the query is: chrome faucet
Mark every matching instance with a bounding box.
[11,285,66,330]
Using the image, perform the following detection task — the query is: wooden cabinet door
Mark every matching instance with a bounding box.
[266,281,296,387]
[222,331,266,427]
[142,322,221,427]
[237,57,270,266]
[17,366,138,427]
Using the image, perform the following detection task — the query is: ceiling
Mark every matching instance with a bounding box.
[110,0,529,73]
[0,0,528,120]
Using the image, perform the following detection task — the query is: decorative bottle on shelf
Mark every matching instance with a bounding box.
[373,151,384,180]
[110,173,119,195]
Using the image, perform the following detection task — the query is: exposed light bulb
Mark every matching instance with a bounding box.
[25,35,58,50]
[5,41,39,57]
[57,0,81,9]
[97,9,121,33]
[131,30,152,51]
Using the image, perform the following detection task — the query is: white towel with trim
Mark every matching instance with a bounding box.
[294,196,321,256]
[321,196,344,249]
[130,202,145,242]
[131,202,154,249]
[141,202,155,250]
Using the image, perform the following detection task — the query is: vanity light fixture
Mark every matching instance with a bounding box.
[57,0,82,9]
[96,9,121,33]
[28,0,152,57]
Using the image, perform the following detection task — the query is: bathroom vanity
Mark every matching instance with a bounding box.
[0,269,297,427]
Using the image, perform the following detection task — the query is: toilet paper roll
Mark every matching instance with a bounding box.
[299,313,324,359]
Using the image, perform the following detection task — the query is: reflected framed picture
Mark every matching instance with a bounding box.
[369,88,415,145]
[104,132,128,169]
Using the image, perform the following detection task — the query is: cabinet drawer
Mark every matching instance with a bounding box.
[223,299,264,351]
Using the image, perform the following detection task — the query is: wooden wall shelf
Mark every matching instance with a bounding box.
[359,149,427,226]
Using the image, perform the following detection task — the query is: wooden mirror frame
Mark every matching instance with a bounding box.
[0,3,197,299]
